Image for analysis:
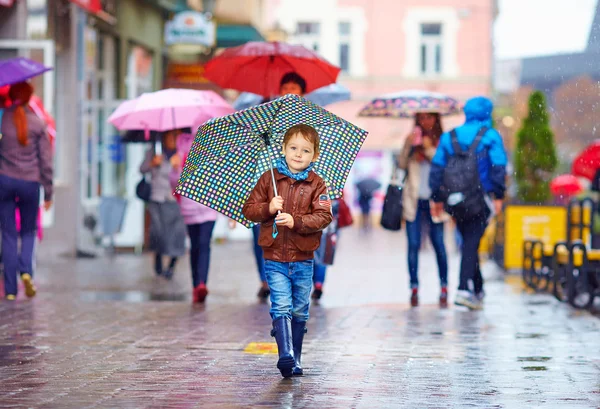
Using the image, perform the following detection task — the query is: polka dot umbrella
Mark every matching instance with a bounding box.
[175,94,369,227]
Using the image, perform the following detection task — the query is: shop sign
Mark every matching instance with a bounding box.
[165,63,210,85]
[165,11,215,47]
[70,0,117,25]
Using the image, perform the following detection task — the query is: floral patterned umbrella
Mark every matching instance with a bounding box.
[175,94,368,227]
[359,90,462,118]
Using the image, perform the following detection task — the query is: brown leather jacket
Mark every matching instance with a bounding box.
[243,169,333,263]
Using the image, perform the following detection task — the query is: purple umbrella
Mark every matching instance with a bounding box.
[0,57,53,87]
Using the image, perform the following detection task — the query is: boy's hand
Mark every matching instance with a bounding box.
[151,155,163,167]
[228,220,237,229]
[275,212,294,228]
[269,196,284,214]
[170,153,181,169]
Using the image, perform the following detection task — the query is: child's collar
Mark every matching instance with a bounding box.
[274,167,315,182]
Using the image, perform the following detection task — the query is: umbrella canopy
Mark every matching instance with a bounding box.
[550,174,584,196]
[572,141,600,180]
[175,94,368,227]
[356,178,381,196]
[0,57,52,87]
[204,41,341,97]
[107,89,234,132]
[359,90,462,118]
[233,83,351,110]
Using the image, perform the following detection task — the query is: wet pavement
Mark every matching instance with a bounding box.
[1,227,600,408]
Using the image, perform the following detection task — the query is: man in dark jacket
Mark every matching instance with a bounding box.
[429,96,507,310]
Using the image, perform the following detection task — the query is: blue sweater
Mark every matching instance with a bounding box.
[429,96,507,201]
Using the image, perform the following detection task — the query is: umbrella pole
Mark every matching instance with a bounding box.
[262,132,279,197]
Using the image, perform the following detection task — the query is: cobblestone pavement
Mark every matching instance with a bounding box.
[0,227,599,408]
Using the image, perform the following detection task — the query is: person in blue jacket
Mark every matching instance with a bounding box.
[429,96,507,310]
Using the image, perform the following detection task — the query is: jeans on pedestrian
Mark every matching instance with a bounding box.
[456,215,488,293]
[0,175,40,296]
[265,259,314,321]
[252,224,266,282]
[405,199,448,289]
[187,221,215,287]
[313,263,327,285]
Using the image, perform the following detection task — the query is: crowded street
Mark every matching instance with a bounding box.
[2,0,600,407]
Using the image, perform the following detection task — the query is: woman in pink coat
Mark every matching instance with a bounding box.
[170,132,218,303]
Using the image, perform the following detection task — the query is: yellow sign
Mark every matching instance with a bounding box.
[504,206,567,270]
[243,342,278,355]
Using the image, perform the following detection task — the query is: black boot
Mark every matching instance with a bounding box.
[154,253,163,276]
[270,317,295,378]
[291,318,307,376]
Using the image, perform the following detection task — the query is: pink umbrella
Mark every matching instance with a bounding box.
[107,88,234,132]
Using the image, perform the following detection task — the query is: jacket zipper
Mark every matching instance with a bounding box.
[283,182,296,261]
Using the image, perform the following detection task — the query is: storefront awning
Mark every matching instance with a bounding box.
[216,24,264,48]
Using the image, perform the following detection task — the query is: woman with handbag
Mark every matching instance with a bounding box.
[312,194,353,300]
[140,130,187,280]
[397,112,448,308]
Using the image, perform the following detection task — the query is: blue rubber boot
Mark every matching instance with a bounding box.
[271,317,295,378]
[291,318,307,376]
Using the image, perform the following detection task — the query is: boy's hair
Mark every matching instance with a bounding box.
[280,72,307,94]
[283,124,320,155]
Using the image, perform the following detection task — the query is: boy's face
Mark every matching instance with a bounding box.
[280,81,303,97]
[282,133,318,173]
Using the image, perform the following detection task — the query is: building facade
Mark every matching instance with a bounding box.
[264,0,497,101]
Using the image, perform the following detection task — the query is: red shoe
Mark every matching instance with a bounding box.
[410,288,419,307]
[439,287,448,309]
[193,284,208,303]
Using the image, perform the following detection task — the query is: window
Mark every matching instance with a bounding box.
[296,22,320,35]
[338,21,351,73]
[419,23,443,75]
[339,22,351,36]
[339,43,350,72]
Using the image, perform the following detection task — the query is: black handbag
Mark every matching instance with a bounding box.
[136,175,152,202]
[380,168,406,231]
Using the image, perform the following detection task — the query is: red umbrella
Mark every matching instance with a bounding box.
[204,41,340,97]
[550,174,584,196]
[572,141,600,180]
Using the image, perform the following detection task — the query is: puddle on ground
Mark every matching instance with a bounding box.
[517,356,552,362]
[515,333,548,339]
[522,366,548,371]
[80,291,187,302]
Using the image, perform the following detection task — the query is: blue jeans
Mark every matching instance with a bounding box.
[456,215,488,293]
[0,175,40,296]
[313,263,327,285]
[252,224,266,282]
[187,221,215,287]
[405,199,448,289]
[265,259,314,321]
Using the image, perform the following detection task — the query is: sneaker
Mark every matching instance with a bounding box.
[311,283,323,300]
[5,294,16,301]
[193,284,208,303]
[454,291,482,310]
[21,274,37,298]
[475,291,485,302]
[410,288,419,307]
[439,287,448,308]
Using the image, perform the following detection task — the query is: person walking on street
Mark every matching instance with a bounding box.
[243,124,333,378]
[251,71,309,301]
[170,132,218,303]
[0,82,53,301]
[397,112,449,308]
[429,96,507,310]
[312,199,340,300]
[140,130,187,280]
